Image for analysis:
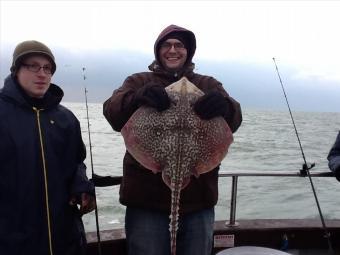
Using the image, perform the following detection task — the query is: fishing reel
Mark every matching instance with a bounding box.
[299,162,315,176]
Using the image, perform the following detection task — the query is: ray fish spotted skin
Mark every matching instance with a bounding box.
[121,77,233,255]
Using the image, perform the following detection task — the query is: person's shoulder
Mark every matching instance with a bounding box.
[0,97,6,115]
[128,71,154,79]
[124,71,156,84]
[56,104,79,121]
[0,94,14,115]
[191,72,220,84]
[57,103,70,112]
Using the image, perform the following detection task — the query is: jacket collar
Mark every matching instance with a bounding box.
[1,75,64,109]
[148,60,195,81]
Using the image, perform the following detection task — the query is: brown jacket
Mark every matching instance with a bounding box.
[103,24,242,214]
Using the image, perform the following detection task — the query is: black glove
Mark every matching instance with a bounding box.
[194,91,232,120]
[134,83,170,112]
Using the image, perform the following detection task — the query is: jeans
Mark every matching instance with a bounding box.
[125,206,215,255]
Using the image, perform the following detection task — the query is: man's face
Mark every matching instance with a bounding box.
[159,38,188,71]
[17,55,52,98]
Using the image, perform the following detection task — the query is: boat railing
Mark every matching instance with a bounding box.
[218,170,334,227]
[87,170,338,253]
[91,170,335,227]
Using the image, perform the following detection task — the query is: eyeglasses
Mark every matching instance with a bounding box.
[22,63,53,74]
[160,42,186,51]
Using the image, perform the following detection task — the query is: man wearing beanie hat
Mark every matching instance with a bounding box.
[104,24,242,255]
[0,40,95,255]
[10,40,57,75]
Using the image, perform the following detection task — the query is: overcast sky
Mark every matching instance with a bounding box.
[2,0,340,78]
[1,0,340,111]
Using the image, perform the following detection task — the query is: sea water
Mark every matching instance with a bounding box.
[63,102,340,232]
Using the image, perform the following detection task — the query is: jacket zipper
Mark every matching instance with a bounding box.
[33,107,54,255]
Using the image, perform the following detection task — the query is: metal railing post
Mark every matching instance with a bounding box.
[226,175,239,227]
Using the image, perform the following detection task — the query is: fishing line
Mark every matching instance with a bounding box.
[82,67,102,255]
[272,58,333,253]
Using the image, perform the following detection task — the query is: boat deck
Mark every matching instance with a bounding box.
[86,171,339,254]
[86,219,340,254]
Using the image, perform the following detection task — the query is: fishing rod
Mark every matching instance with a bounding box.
[272,58,333,253]
[82,67,102,255]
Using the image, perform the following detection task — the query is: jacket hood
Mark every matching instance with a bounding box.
[153,24,196,71]
[1,75,64,109]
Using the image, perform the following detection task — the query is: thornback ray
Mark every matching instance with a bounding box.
[121,77,233,255]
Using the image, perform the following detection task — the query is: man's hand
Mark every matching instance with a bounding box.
[134,83,170,111]
[69,193,96,215]
[194,91,232,120]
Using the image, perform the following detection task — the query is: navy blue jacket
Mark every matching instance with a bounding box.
[328,131,340,181]
[0,75,94,255]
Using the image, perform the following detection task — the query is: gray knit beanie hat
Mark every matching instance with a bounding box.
[10,40,56,74]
